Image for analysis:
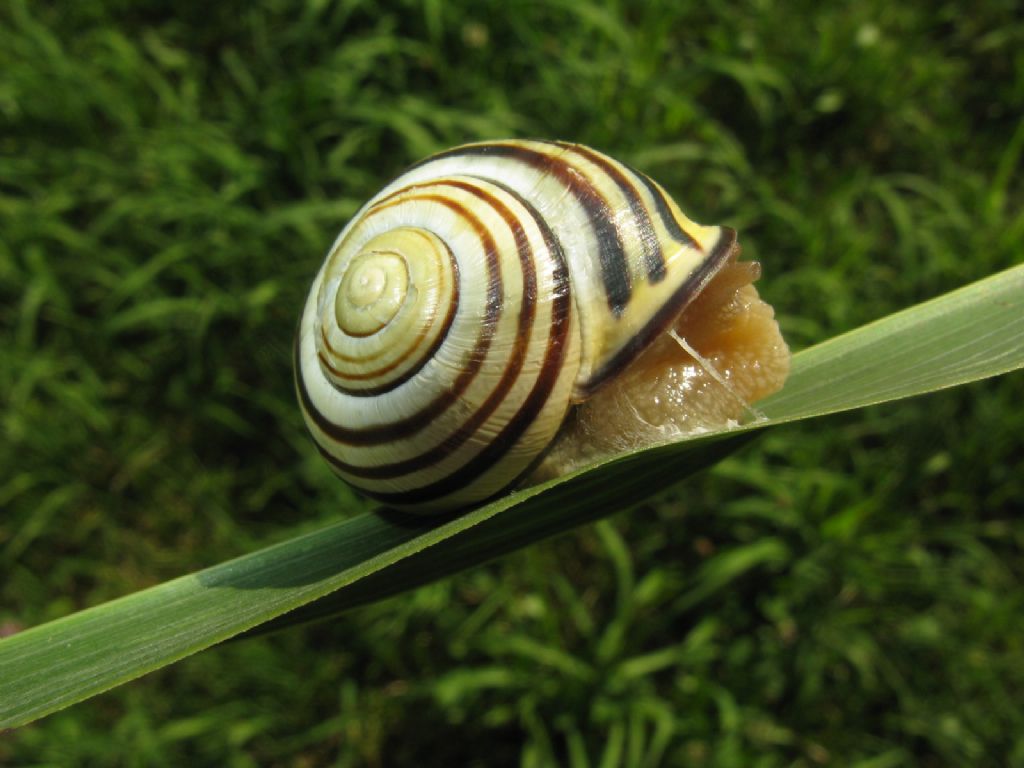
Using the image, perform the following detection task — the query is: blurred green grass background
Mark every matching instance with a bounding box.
[1,0,1023,764]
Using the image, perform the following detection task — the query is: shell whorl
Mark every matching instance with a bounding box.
[297,139,736,512]
[316,226,459,395]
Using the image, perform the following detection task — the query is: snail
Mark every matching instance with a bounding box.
[296,139,790,513]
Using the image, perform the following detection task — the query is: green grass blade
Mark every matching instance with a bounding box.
[255,263,1024,635]
[1,264,1022,729]
[759,262,1024,422]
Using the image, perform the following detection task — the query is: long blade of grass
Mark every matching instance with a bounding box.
[1,264,1022,729]
[758,264,1024,422]
[247,260,1024,634]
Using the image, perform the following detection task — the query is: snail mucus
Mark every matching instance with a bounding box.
[296,140,791,512]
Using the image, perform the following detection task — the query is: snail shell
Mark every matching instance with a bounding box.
[296,139,788,512]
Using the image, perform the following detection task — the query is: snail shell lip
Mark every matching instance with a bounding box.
[574,226,738,401]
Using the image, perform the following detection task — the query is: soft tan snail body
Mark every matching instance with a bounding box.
[296,140,790,512]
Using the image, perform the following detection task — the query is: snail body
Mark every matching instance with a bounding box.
[297,140,789,512]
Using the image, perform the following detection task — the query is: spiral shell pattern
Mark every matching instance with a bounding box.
[297,140,736,511]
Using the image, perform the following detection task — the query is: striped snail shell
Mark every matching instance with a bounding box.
[296,139,743,513]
